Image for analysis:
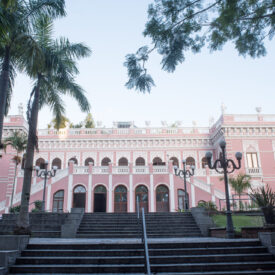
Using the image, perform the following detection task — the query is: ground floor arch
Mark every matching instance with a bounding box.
[114,185,127,213]
[93,185,107,212]
[73,185,86,208]
[135,185,148,213]
[156,185,169,212]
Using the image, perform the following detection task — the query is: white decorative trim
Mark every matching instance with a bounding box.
[112,183,129,191]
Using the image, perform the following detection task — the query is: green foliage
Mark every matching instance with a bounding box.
[84,113,95,128]
[31,200,42,212]
[228,174,251,195]
[212,214,264,233]
[250,184,275,208]
[3,131,27,163]
[125,0,275,92]
[48,116,70,129]
[227,173,251,210]
[197,200,217,212]
[10,204,20,213]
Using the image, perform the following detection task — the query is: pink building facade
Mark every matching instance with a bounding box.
[1,110,275,215]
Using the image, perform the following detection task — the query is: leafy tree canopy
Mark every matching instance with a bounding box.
[124,0,275,93]
[47,115,69,129]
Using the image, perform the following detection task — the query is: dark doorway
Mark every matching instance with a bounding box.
[135,185,148,213]
[94,193,106,212]
[114,185,127,213]
[94,185,107,212]
[73,185,86,209]
[156,185,169,212]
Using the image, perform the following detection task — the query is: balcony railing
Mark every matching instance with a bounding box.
[246,167,262,175]
[38,127,210,137]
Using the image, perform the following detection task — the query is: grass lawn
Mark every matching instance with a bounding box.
[212,214,264,232]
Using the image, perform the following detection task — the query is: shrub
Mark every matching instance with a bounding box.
[197,200,217,214]
[250,185,275,224]
[10,205,20,213]
[34,200,42,211]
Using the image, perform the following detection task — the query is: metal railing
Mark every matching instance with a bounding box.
[136,197,151,275]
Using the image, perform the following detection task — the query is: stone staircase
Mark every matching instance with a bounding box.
[0,213,68,237]
[76,212,201,238]
[9,239,275,274]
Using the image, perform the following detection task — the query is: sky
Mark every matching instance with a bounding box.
[9,0,275,128]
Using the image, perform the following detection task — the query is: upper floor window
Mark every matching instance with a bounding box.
[246,152,259,168]
[118,157,128,166]
[186,157,195,167]
[201,157,208,169]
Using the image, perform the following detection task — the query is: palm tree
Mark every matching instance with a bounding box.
[0,0,66,149]
[228,174,251,210]
[16,15,91,232]
[3,130,27,210]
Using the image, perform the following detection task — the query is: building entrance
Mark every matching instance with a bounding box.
[94,185,107,212]
[156,185,169,212]
[73,185,86,209]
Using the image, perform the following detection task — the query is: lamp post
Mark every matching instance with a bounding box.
[205,140,242,239]
[174,159,195,211]
[35,160,57,212]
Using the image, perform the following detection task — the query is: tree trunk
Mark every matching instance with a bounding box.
[16,78,41,231]
[239,194,241,211]
[10,158,18,211]
[0,47,10,147]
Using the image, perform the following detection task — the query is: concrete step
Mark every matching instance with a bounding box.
[21,246,267,257]
[16,254,273,265]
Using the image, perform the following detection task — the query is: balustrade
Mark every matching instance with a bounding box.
[246,167,262,175]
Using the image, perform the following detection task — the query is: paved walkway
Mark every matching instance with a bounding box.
[29,237,259,244]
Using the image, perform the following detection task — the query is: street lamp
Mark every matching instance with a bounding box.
[35,160,57,212]
[205,140,242,238]
[174,159,195,211]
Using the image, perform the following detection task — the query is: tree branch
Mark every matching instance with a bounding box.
[172,0,222,30]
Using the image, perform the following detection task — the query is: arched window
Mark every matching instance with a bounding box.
[52,190,64,212]
[35,158,45,169]
[135,157,145,166]
[94,185,107,212]
[170,157,179,167]
[84,157,94,166]
[101,157,111,166]
[201,157,208,168]
[52,158,61,169]
[153,157,165,166]
[156,185,169,212]
[186,157,195,167]
[73,185,86,208]
[68,157,78,166]
[114,185,127,212]
[178,189,189,210]
[21,153,26,169]
[135,185,148,213]
[118,157,128,166]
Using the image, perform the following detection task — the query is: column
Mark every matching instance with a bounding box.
[150,174,154,212]
[129,174,133,212]
[88,174,92,212]
[88,162,93,213]
[169,173,175,212]
[191,183,195,207]
[67,174,73,212]
[108,175,112,212]
[46,182,51,211]
[108,163,113,212]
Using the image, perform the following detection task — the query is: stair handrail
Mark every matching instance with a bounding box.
[141,207,151,275]
[136,196,151,274]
